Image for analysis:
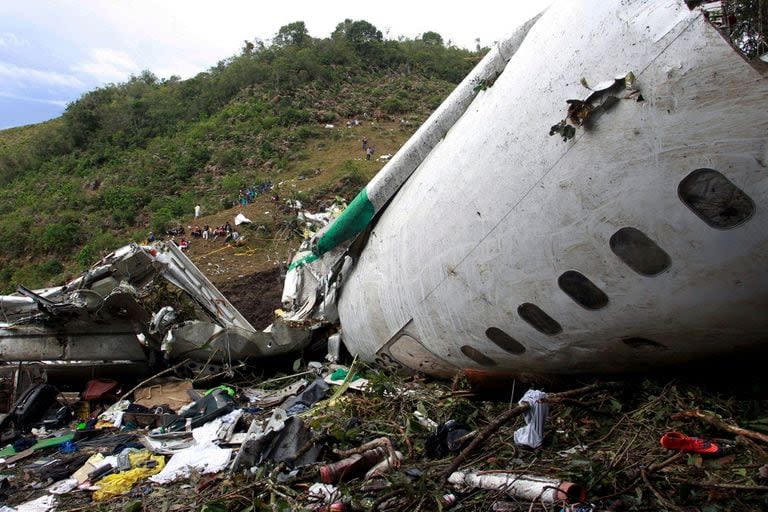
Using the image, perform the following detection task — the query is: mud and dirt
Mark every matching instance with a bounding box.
[216,267,285,329]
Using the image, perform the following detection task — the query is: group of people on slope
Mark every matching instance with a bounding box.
[236,182,273,208]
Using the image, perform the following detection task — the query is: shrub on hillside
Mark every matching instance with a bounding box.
[40,218,82,255]
[101,186,147,226]
[0,217,32,258]
[382,97,406,115]
[76,231,121,268]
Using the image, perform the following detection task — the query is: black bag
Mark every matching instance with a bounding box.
[12,383,59,428]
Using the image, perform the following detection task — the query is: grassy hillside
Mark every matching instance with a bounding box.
[0,21,482,292]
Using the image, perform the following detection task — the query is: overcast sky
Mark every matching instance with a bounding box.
[0,0,550,129]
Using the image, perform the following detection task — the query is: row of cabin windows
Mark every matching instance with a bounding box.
[461,168,756,366]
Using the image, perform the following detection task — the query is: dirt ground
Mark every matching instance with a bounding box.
[217,267,285,329]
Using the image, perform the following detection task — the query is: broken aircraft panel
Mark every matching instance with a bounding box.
[0,242,312,371]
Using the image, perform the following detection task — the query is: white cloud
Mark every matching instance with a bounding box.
[0,61,83,88]
[66,0,552,78]
[0,91,68,106]
[0,32,27,48]
[72,48,141,84]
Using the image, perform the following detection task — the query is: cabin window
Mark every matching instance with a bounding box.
[609,227,671,276]
[517,303,563,335]
[558,271,609,310]
[622,337,667,350]
[461,345,497,366]
[678,169,754,229]
[485,327,527,354]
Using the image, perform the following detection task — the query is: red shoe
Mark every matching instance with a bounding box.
[660,432,723,457]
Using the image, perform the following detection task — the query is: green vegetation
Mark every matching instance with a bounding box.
[0,22,483,292]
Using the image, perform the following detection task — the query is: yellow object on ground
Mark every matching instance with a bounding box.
[92,451,165,501]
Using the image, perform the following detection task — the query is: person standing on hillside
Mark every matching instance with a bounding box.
[362,137,368,151]
[194,204,201,218]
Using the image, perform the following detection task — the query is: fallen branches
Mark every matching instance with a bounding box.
[669,477,768,492]
[672,410,768,445]
[440,382,618,480]
[8,366,768,511]
[641,468,686,512]
[594,449,686,501]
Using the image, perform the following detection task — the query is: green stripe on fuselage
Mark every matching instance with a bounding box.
[314,187,375,256]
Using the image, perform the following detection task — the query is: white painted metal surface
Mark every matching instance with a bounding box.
[334,0,768,377]
[0,242,312,366]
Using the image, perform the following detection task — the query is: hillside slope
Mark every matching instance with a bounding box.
[0,21,482,294]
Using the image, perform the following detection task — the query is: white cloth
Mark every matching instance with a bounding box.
[149,443,232,484]
[513,389,549,449]
[234,213,252,225]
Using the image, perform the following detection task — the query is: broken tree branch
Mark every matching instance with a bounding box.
[595,452,685,501]
[669,477,768,492]
[672,409,768,445]
[440,382,617,480]
[334,436,400,469]
[641,468,686,512]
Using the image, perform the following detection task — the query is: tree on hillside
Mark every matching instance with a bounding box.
[136,70,159,85]
[331,19,354,40]
[347,20,382,48]
[332,19,382,58]
[274,21,310,47]
[421,31,444,46]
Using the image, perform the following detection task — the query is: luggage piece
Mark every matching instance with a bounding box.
[12,383,58,428]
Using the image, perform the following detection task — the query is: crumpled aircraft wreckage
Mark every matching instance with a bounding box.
[2,0,767,382]
[0,243,311,376]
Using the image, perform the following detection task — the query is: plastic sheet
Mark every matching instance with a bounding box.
[514,389,549,449]
[234,213,252,225]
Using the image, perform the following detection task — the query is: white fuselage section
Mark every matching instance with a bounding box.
[335,0,768,377]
